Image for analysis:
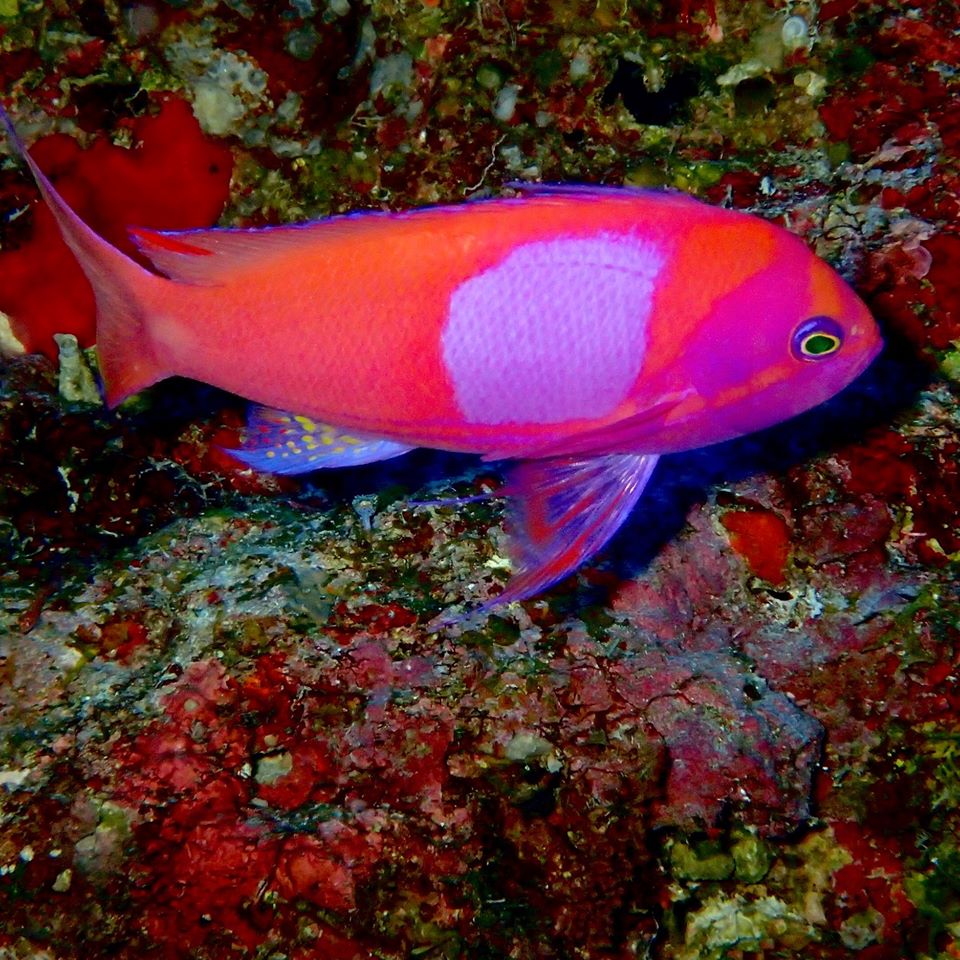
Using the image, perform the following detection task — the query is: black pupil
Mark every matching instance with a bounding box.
[805,334,837,355]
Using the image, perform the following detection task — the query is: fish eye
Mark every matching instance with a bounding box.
[791,316,844,361]
[802,332,841,356]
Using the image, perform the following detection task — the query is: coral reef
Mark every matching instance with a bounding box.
[1,0,958,957]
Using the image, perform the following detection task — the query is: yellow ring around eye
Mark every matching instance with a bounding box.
[800,332,841,357]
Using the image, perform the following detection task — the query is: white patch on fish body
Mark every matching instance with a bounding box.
[441,233,664,425]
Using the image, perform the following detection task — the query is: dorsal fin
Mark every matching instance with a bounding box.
[128,204,458,284]
[503,181,694,203]
[128,222,336,284]
[128,185,694,284]
[505,181,649,199]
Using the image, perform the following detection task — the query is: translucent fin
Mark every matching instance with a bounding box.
[491,453,659,606]
[429,453,659,629]
[504,181,652,200]
[128,182,690,285]
[225,405,414,475]
[504,181,698,205]
[128,224,326,285]
[128,197,484,285]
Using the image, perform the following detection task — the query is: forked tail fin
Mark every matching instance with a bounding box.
[0,103,170,406]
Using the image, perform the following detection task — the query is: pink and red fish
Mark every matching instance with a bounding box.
[0,105,881,617]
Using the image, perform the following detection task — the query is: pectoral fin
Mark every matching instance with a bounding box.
[480,390,693,462]
[226,405,414,475]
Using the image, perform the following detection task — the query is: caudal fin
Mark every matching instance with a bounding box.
[0,103,169,406]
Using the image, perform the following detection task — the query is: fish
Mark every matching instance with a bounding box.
[0,104,882,620]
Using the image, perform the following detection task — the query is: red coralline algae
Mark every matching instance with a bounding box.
[816,0,960,369]
[138,814,277,951]
[827,821,917,946]
[706,169,763,208]
[721,508,792,585]
[835,428,960,564]
[0,97,232,357]
[797,495,893,572]
[841,431,918,499]
[819,65,948,159]
[274,836,356,911]
[221,16,365,129]
[274,824,383,912]
[253,738,337,811]
[93,653,466,954]
[923,234,960,347]
[866,229,960,355]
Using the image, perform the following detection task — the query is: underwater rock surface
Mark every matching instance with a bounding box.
[1,0,959,957]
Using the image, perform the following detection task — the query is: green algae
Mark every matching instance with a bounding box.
[941,343,960,383]
[731,826,773,883]
[907,843,960,950]
[676,894,817,960]
[668,837,735,881]
[661,827,853,957]
[666,826,771,885]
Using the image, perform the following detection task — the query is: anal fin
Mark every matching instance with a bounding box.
[226,405,414,475]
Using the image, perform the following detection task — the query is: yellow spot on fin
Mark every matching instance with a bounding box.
[225,405,415,476]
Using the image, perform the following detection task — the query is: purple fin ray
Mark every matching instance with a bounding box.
[503,181,651,200]
[225,405,414,476]
[503,181,697,205]
[492,453,659,604]
[429,453,659,629]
